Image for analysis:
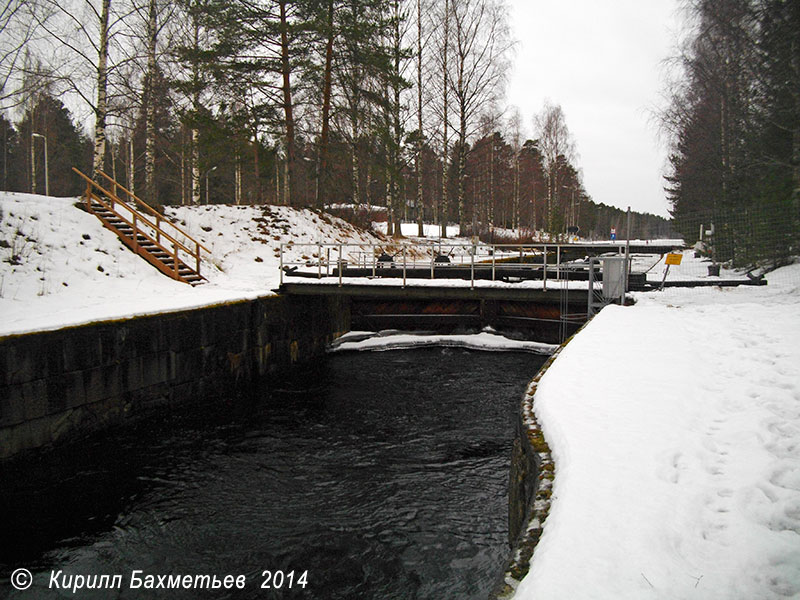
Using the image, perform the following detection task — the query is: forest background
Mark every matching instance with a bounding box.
[1,0,796,252]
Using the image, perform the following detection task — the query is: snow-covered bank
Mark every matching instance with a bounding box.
[0,193,384,336]
[515,263,800,600]
[329,329,558,354]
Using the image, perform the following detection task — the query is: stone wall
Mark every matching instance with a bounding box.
[0,294,350,460]
[493,322,589,599]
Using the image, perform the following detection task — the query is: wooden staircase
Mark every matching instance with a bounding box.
[73,168,210,285]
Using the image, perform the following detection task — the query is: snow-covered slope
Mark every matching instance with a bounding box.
[165,203,384,290]
[0,193,385,336]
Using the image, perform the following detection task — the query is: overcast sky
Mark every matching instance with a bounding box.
[505,0,682,217]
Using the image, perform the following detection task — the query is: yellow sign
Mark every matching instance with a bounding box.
[665,253,683,266]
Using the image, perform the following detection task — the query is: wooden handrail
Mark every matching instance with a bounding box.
[94,170,210,254]
[72,168,202,261]
[88,189,192,281]
[72,168,210,256]
[87,190,176,258]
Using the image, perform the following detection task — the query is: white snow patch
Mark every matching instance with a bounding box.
[515,262,800,600]
[329,330,557,354]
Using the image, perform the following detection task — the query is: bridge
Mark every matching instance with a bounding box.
[276,241,657,344]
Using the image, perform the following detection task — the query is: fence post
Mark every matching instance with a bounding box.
[280,243,284,285]
[338,243,343,287]
[402,246,407,287]
[471,243,475,289]
[543,244,548,291]
[318,243,322,279]
[556,245,561,281]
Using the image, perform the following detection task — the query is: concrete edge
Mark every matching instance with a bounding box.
[493,318,594,599]
[0,293,279,343]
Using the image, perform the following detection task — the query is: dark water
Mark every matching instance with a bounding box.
[0,348,545,599]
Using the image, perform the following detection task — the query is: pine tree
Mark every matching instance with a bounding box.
[16,93,92,196]
[0,115,18,192]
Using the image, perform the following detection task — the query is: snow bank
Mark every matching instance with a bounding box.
[329,329,557,354]
[516,263,800,600]
[0,194,385,336]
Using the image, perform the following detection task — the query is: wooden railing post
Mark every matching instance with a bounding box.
[132,214,138,251]
[195,242,200,275]
[84,183,93,211]
[173,243,179,278]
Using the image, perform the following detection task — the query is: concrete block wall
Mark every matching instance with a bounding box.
[0,295,350,460]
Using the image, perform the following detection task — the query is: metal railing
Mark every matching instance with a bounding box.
[279,241,629,289]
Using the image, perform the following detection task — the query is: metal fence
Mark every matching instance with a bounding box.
[279,241,643,291]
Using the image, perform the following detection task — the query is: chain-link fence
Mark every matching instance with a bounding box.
[671,204,799,269]
[633,205,800,300]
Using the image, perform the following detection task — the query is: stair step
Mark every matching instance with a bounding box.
[83,175,210,286]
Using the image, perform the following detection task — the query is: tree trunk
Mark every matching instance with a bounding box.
[275,156,280,203]
[416,0,424,237]
[440,0,449,238]
[457,119,466,232]
[30,124,36,194]
[392,0,403,238]
[145,0,157,204]
[191,18,201,205]
[92,0,111,178]
[351,118,360,204]
[317,0,335,209]
[252,131,261,203]
[279,0,295,206]
[192,127,200,204]
[284,157,290,205]
[235,146,242,205]
[513,157,519,231]
[130,136,136,198]
[489,135,494,231]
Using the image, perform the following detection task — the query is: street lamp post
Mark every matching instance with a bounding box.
[32,133,49,196]
[205,165,217,205]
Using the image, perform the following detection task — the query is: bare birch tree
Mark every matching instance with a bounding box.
[448,0,511,231]
[415,0,424,235]
[534,100,576,234]
[24,0,125,178]
[505,106,524,231]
